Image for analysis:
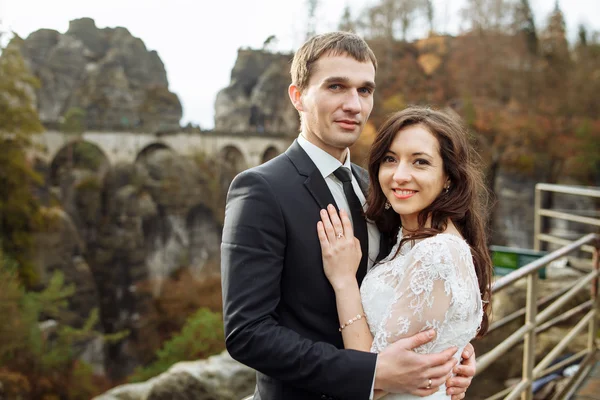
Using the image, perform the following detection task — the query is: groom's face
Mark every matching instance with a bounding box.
[289,53,376,160]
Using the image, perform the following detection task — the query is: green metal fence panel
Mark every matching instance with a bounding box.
[491,245,548,279]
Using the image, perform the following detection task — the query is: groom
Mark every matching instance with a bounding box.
[221,31,475,400]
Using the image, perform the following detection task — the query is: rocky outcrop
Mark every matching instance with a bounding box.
[15,18,182,132]
[493,171,598,249]
[39,144,225,380]
[214,49,299,134]
[493,170,538,247]
[93,351,255,400]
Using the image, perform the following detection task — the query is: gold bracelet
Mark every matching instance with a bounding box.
[339,314,366,332]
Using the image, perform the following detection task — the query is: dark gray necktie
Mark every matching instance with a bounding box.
[333,167,368,285]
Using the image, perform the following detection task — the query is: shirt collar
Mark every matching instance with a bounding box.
[297,134,353,179]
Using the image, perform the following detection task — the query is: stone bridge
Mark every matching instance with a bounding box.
[31,130,296,170]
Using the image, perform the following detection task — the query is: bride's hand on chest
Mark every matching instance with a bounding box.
[317,205,361,290]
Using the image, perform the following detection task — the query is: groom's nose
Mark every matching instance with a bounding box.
[341,90,361,114]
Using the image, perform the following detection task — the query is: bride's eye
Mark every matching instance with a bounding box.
[382,155,396,164]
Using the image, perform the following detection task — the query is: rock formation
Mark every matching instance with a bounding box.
[31,142,225,380]
[93,351,255,400]
[14,18,182,132]
[214,49,299,134]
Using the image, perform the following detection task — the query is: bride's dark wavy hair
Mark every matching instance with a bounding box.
[365,106,493,337]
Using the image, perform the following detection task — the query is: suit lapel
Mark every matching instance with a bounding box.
[286,140,338,210]
[351,164,369,198]
[304,170,338,210]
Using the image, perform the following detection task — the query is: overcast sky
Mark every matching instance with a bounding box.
[1,0,599,129]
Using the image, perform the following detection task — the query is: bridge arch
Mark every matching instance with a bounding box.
[32,130,296,170]
[261,146,280,164]
[135,142,173,163]
[218,145,247,192]
[49,140,110,186]
[219,145,247,173]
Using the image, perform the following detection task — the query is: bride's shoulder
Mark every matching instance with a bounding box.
[412,233,472,258]
[415,232,467,247]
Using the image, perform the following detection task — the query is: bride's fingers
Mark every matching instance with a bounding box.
[339,209,354,239]
[317,221,330,252]
[320,209,336,242]
[353,238,362,257]
[326,204,344,238]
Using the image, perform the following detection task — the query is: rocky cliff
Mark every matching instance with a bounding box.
[93,351,255,400]
[214,49,299,134]
[14,18,182,132]
[43,144,226,379]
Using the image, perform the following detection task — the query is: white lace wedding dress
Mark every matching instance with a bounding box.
[361,233,483,399]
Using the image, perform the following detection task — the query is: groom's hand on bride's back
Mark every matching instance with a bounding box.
[446,343,476,400]
[374,329,458,397]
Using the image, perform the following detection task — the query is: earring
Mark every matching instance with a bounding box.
[384,200,391,210]
[444,185,450,193]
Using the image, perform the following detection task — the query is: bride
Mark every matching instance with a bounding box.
[317,106,493,399]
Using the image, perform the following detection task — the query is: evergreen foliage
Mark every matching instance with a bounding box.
[60,107,87,135]
[0,248,111,399]
[0,35,45,285]
[129,307,224,383]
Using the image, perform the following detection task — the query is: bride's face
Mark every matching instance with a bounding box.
[378,124,448,230]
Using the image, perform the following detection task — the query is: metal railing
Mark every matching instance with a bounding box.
[476,233,599,400]
[477,182,600,400]
[534,183,600,255]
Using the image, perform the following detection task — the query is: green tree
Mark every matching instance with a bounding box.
[305,0,319,39]
[577,24,588,47]
[0,36,44,140]
[461,0,509,33]
[424,0,435,34]
[541,1,569,62]
[262,34,278,51]
[61,107,86,135]
[0,35,45,285]
[338,5,355,32]
[129,308,225,382]
[0,248,113,399]
[512,0,538,55]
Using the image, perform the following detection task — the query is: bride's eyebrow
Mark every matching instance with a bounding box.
[412,152,433,158]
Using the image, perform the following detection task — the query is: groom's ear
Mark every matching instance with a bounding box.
[288,84,304,112]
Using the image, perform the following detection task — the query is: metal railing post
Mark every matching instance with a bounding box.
[522,273,538,400]
[588,244,599,352]
[534,185,542,252]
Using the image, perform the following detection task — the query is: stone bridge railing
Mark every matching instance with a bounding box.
[31,129,296,169]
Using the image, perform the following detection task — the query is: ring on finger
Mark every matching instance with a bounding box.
[336,231,344,239]
[426,378,432,389]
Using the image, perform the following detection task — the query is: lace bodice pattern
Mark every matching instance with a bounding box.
[360,233,483,399]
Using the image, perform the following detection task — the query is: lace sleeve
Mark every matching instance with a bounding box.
[371,236,479,353]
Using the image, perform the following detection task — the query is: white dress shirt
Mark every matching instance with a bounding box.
[297,135,380,268]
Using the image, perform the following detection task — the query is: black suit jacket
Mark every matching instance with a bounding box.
[221,140,391,400]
